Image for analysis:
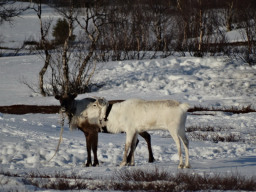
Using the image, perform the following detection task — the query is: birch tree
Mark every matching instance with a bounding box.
[49,0,105,95]
[31,0,52,96]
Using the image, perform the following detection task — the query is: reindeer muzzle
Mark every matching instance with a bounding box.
[60,107,66,112]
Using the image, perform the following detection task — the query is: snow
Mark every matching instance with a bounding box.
[0,3,256,191]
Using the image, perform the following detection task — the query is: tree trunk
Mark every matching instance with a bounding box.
[62,28,71,95]
[37,1,51,96]
[177,0,189,49]
[75,45,95,88]
[226,1,234,32]
[75,8,100,91]
[39,54,50,96]
[62,7,74,95]
[198,0,204,55]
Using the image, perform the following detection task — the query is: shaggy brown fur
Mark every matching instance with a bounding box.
[76,117,100,166]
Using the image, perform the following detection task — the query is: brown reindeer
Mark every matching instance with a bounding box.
[75,117,100,167]
[55,94,154,167]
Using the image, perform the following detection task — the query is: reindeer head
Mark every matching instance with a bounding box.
[55,93,77,113]
[81,97,109,127]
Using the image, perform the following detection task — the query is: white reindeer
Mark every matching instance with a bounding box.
[82,98,190,168]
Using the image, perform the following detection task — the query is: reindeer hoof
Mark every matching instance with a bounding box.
[184,164,191,169]
[85,162,92,167]
[127,162,135,166]
[178,164,184,169]
[148,157,155,163]
[120,161,127,167]
[93,162,99,167]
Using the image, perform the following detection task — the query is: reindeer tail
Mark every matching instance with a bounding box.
[180,103,190,112]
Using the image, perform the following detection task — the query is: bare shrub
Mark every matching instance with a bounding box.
[186,125,234,132]
[186,125,215,132]
[24,171,90,190]
[2,168,255,191]
[236,2,256,66]
[113,167,169,182]
[111,168,256,191]
[189,105,256,114]
[0,1,29,24]
[189,132,243,143]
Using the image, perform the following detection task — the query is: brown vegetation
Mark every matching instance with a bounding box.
[2,168,255,191]
[0,105,59,114]
[188,105,256,114]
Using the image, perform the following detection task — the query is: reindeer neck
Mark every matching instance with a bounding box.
[104,104,113,121]
[66,101,77,124]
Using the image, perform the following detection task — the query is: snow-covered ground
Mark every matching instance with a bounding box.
[0,3,256,191]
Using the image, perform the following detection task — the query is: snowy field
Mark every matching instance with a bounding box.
[0,3,256,191]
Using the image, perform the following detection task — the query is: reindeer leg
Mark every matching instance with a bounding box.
[127,138,139,164]
[169,130,183,168]
[91,131,99,166]
[120,132,135,166]
[139,131,155,163]
[128,133,138,166]
[84,132,92,167]
[178,131,190,168]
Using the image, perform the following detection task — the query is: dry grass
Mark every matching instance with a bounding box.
[2,168,255,191]
[186,125,231,132]
[189,132,243,143]
[111,167,256,191]
[24,171,91,190]
[189,104,256,114]
[186,125,244,143]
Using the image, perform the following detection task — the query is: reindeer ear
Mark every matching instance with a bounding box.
[98,99,103,106]
[70,93,77,99]
[98,98,107,106]
[55,95,61,100]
